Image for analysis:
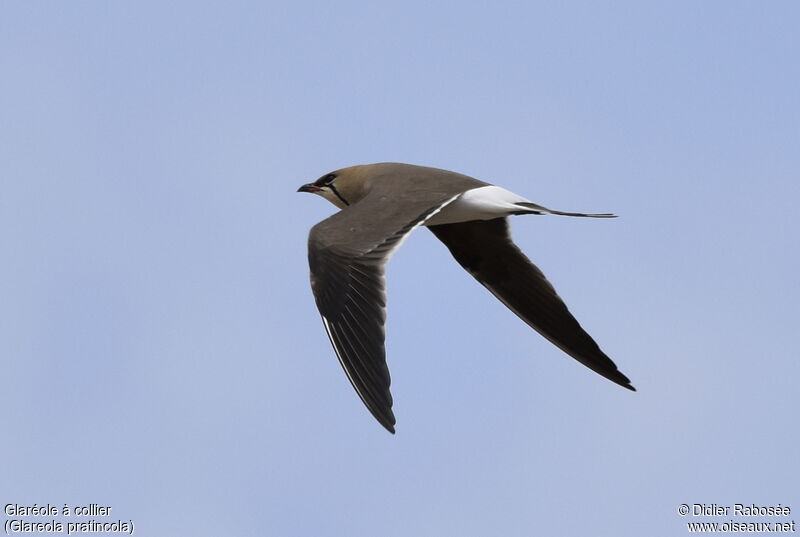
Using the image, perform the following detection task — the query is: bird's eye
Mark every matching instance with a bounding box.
[313,173,337,188]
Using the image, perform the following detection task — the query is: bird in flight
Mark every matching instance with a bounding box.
[298,162,634,433]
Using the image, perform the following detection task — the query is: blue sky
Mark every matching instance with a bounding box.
[2,2,798,535]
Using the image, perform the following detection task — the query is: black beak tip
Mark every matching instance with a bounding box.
[298,184,317,193]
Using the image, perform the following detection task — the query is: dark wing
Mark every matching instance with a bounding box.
[308,185,465,433]
[428,217,634,390]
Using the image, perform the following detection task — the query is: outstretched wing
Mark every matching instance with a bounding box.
[428,217,634,391]
[308,185,464,433]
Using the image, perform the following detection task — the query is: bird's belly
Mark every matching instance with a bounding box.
[425,185,532,225]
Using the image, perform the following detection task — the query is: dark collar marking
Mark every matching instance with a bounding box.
[329,184,349,206]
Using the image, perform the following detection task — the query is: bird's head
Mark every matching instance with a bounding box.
[297,164,384,209]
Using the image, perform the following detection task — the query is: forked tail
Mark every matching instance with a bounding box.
[514,201,617,218]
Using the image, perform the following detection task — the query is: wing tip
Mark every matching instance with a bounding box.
[376,413,396,434]
[611,372,636,392]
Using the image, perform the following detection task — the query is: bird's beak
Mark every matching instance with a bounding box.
[297,183,320,193]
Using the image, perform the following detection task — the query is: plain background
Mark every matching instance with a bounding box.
[2,2,798,535]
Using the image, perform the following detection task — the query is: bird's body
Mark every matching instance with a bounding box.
[298,163,634,433]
